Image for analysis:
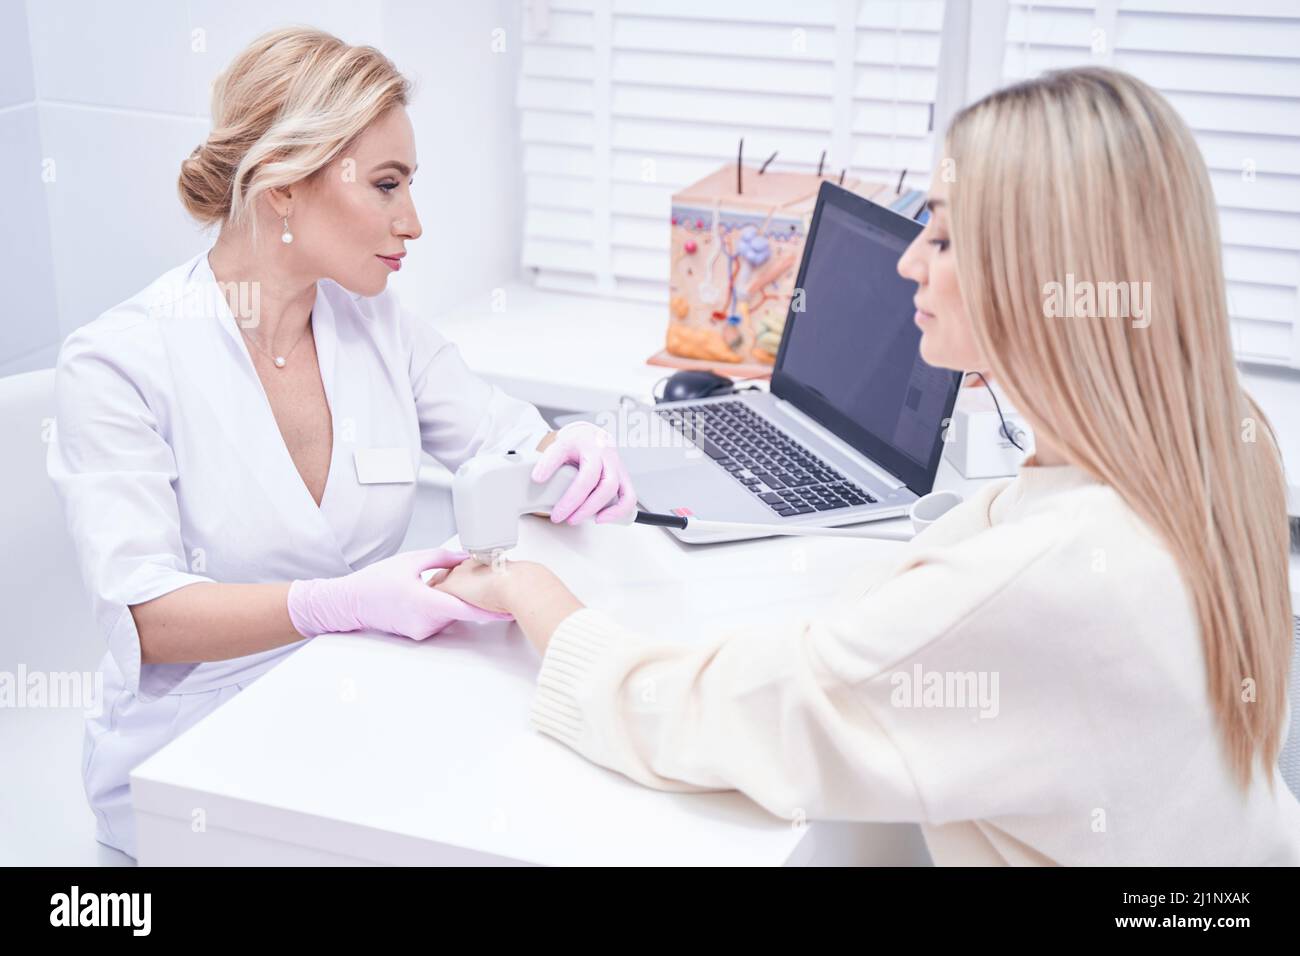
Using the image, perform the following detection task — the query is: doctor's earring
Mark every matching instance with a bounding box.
[281,215,294,244]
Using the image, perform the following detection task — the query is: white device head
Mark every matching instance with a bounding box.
[451,449,581,563]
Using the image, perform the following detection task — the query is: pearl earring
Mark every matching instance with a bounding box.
[281,215,294,244]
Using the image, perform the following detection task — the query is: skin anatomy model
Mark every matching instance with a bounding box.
[658,164,878,377]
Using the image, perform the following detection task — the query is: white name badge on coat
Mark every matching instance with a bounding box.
[353,447,416,485]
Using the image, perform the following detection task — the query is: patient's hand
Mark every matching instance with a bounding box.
[431,558,583,655]
[430,558,531,615]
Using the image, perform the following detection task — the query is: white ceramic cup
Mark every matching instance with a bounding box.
[909,489,963,534]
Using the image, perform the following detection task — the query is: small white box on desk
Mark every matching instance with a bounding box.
[945,385,1034,478]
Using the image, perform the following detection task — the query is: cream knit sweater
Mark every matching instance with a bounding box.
[529,461,1300,865]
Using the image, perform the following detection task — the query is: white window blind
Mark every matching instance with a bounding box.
[1003,0,1300,368]
[518,0,947,302]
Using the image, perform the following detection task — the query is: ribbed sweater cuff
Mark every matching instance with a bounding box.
[530,607,633,748]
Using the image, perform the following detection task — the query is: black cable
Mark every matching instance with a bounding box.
[966,371,1025,451]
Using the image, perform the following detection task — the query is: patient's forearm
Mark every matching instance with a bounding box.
[504,564,583,655]
[132,582,304,665]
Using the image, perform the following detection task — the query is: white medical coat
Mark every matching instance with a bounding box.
[47,247,551,858]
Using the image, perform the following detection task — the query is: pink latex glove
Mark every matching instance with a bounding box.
[287,548,512,640]
[531,421,637,525]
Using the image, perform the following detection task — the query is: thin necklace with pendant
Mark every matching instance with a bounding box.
[241,310,313,368]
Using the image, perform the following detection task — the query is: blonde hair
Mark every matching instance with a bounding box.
[178,26,410,241]
[945,67,1292,790]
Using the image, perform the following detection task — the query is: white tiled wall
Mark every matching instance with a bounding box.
[0,1,59,376]
[0,0,524,375]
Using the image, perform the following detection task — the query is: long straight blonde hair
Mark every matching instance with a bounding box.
[945,67,1292,790]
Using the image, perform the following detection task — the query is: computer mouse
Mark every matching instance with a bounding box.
[660,370,735,403]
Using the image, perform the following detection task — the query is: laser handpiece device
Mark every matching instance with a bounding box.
[452,449,635,564]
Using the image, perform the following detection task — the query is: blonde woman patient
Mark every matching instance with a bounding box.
[434,68,1300,865]
[47,28,635,860]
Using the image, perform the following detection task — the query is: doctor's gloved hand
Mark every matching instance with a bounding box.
[287,548,514,641]
[532,421,636,525]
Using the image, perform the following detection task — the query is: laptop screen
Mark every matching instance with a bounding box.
[771,183,961,495]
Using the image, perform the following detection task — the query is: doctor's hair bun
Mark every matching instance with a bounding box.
[176,26,411,237]
[178,138,236,226]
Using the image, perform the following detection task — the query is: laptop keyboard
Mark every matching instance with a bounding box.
[654,400,878,517]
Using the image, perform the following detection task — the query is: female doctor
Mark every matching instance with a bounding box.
[434,67,1300,864]
[46,28,634,860]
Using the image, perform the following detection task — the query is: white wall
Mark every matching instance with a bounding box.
[380,0,525,319]
[0,1,59,377]
[0,0,524,376]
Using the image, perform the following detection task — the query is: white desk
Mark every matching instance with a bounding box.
[130,497,952,866]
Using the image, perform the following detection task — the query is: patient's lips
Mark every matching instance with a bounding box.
[914,299,935,326]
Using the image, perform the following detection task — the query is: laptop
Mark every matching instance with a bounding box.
[560,181,962,544]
